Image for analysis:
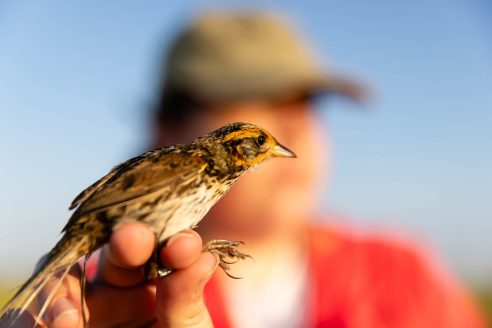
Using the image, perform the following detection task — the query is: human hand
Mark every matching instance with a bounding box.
[10,223,218,327]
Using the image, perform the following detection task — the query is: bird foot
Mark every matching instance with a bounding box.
[203,239,251,279]
[144,239,251,279]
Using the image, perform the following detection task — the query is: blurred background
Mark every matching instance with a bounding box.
[1,0,491,320]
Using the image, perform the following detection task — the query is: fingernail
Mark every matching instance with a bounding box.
[47,297,80,327]
[166,231,196,247]
[113,220,152,232]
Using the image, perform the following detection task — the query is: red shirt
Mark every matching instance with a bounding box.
[204,225,486,328]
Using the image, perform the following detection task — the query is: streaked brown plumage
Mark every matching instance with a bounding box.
[0,122,296,325]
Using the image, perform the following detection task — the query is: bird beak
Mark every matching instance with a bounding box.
[272,144,297,158]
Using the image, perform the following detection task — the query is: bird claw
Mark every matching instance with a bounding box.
[203,239,251,279]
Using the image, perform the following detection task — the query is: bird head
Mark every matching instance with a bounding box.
[207,122,296,171]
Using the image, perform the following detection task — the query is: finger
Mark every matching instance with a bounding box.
[86,283,157,327]
[160,230,203,269]
[38,265,85,328]
[95,221,156,287]
[36,267,157,327]
[155,252,218,327]
[86,230,203,326]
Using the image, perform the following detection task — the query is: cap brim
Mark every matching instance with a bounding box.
[168,70,370,106]
[306,73,370,104]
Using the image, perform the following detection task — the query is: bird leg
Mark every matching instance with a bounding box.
[144,252,173,279]
[144,238,172,279]
[203,240,251,279]
[80,254,89,327]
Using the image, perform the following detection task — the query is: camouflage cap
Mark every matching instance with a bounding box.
[161,12,366,106]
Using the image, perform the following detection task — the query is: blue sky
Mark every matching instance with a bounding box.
[1,1,491,283]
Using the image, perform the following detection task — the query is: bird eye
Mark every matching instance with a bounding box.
[256,135,266,146]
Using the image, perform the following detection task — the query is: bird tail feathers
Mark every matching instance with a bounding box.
[0,236,90,325]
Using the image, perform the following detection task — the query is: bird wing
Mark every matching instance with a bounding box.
[68,148,208,219]
[69,151,150,210]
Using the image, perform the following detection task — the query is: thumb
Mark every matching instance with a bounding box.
[156,252,218,328]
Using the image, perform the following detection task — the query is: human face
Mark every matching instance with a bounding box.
[157,99,330,240]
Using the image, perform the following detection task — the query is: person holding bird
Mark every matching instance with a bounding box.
[2,12,486,328]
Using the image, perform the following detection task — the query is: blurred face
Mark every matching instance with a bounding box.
[155,98,330,240]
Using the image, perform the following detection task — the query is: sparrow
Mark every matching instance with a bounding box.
[0,122,296,325]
